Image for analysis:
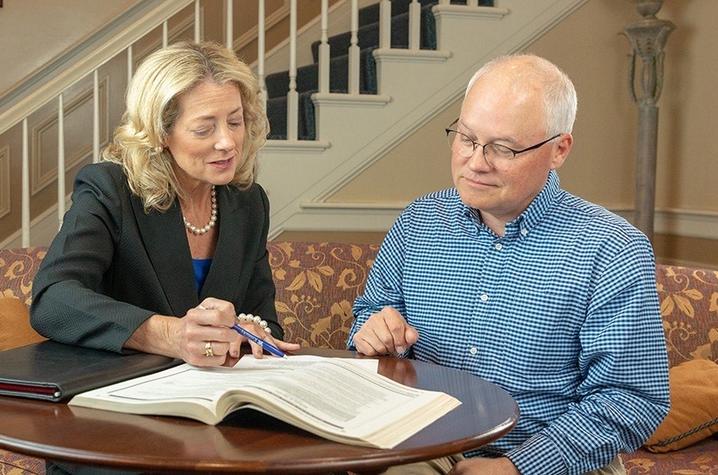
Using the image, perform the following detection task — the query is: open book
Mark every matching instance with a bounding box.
[68,355,461,449]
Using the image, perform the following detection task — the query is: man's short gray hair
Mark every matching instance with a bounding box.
[465,54,578,136]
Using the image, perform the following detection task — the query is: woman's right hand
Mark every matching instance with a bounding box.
[175,298,241,367]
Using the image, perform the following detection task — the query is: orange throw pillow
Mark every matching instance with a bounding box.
[644,358,718,452]
[0,297,46,351]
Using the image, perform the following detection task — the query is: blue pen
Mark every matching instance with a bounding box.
[232,323,287,358]
[197,305,287,358]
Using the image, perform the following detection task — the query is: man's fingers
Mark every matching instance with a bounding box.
[355,332,387,356]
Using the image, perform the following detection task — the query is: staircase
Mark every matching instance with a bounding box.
[0,0,588,248]
[257,0,587,239]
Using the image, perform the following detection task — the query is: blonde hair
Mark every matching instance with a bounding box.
[102,41,268,211]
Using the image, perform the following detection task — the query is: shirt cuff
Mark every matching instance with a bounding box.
[505,433,567,475]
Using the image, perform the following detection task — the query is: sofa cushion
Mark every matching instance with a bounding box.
[0,296,46,350]
[644,358,718,452]
[268,241,379,349]
[0,246,47,305]
[657,266,718,367]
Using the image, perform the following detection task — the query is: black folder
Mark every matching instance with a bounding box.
[0,341,181,402]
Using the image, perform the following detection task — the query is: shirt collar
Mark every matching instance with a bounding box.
[461,170,562,239]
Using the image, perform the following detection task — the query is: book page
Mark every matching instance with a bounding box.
[69,355,460,448]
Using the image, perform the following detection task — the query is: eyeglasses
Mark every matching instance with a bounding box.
[445,119,561,165]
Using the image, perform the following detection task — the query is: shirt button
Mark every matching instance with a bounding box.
[480,293,489,302]
[521,228,529,236]
[495,243,503,251]
[469,347,478,355]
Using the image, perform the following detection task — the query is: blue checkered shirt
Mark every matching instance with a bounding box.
[348,171,670,475]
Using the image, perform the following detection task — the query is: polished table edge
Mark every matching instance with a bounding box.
[0,347,519,473]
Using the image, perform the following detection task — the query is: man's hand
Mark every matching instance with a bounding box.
[450,457,519,475]
[353,307,418,356]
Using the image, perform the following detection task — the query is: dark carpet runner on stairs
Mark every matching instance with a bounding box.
[263,0,493,140]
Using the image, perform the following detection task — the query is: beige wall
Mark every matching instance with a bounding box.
[0,0,141,96]
[327,0,718,267]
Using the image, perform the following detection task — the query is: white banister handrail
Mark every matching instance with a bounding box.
[57,94,66,227]
[21,119,29,247]
[225,0,233,49]
[318,0,330,94]
[409,0,420,50]
[258,0,267,108]
[0,0,194,137]
[379,0,391,49]
[93,70,100,163]
[287,0,298,141]
[348,0,359,95]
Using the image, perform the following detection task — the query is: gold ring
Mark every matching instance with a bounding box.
[204,341,214,357]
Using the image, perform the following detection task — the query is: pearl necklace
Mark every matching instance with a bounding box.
[183,186,217,235]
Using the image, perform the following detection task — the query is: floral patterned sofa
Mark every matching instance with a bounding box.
[1,242,717,474]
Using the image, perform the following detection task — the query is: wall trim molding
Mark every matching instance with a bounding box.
[268,201,718,241]
[0,146,9,220]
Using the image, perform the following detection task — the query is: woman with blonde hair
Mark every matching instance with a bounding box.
[31,41,299,367]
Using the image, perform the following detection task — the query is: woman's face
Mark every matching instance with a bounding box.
[165,79,245,192]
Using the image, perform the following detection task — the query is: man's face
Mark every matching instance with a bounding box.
[451,69,571,227]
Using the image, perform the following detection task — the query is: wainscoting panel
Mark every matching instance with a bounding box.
[31,76,110,196]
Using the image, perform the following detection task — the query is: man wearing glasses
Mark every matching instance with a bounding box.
[348,55,669,475]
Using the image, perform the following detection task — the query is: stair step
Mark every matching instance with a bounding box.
[266,90,318,141]
[265,0,496,141]
[311,4,437,63]
[265,47,377,99]
[357,1,494,28]
[358,0,445,27]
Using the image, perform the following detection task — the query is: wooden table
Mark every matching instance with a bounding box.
[0,349,518,474]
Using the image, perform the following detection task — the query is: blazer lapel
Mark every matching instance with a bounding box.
[130,196,197,315]
[200,186,248,303]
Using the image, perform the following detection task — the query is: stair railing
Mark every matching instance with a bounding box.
[4,0,198,247]
[3,0,434,247]
[348,0,360,95]
[287,0,299,141]
[319,0,331,94]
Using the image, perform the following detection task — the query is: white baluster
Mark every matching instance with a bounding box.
[287,0,298,140]
[318,0,330,93]
[194,0,201,42]
[57,94,66,228]
[379,0,391,50]
[225,0,233,50]
[93,70,100,163]
[467,0,479,7]
[258,0,267,109]
[21,118,30,247]
[348,0,359,95]
[409,0,420,51]
[162,20,169,47]
[439,0,450,4]
[127,45,133,85]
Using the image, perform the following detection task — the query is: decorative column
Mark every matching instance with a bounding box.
[624,0,674,242]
